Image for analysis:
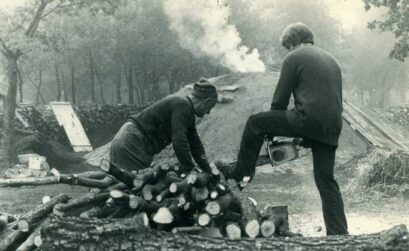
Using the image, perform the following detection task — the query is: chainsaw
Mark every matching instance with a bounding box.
[264,137,311,166]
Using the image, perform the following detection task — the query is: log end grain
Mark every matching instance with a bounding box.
[153,207,173,224]
[197,213,211,227]
[244,219,260,238]
[225,223,242,239]
[205,201,221,216]
[261,219,276,238]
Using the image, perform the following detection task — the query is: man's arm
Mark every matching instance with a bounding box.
[270,54,299,110]
[187,125,211,173]
[171,103,196,171]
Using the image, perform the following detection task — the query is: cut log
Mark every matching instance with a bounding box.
[171,226,203,235]
[0,213,17,224]
[153,207,173,224]
[226,179,259,238]
[156,188,171,203]
[60,175,116,188]
[100,160,136,188]
[105,182,128,192]
[210,190,218,199]
[0,195,69,251]
[225,223,241,240]
[16,217,49,251]
[109,190,130,206]
[75,175,115,188]
[260,205,289,236]
[0,177,60,187]
[260,219,276,238]
[41,196,51,204]
[17,194,70,233]
[129,196,161,214]
[132,164,173,190]
[41,216,409,251]
[169,174,196,195]
[53,192,109,217]
[79,207,102,219]
[197,213,212,227]
[205,201,220,216]
[241,219,260,238]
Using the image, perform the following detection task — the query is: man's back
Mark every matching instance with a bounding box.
[130,95,195,153]
[273,44,343,146]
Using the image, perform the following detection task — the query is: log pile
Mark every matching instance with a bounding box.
[3,104,144,148]
[0,162,290,250]
[95,160,290,239]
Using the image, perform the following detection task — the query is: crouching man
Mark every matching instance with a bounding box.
[230,22,348,236]
[110,78,218,174]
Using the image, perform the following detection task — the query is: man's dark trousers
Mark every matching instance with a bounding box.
[235,110,348,235]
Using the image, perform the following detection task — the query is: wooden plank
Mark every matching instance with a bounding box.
[342,100,409,151]
[50,102,92,152]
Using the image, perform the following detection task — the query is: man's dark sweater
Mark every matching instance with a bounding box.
[271,44,343,146]
[129,95,210,171]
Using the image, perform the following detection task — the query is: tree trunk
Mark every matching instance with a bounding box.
[17,194,70,233]
[55,64,61,101]
[2,53,19,168]
[95,67,106,104]
[133,68,141,106]
[35,67,43,105]
[89,53,96,103]
[127,68,134,104]
[40,216,409,251]
[70,58,76,105]
[17,67,24,103]
[116,73,121,104]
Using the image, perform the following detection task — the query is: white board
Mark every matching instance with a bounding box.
[50,102,93,152]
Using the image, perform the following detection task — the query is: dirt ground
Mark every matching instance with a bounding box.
[1,72,408,237]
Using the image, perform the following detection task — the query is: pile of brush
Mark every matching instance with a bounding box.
[366,150,409,197]
[378,105,409,126]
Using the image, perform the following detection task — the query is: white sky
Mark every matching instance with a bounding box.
[0,0,378,30]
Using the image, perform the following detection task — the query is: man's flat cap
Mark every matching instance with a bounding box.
[192,78,218,98]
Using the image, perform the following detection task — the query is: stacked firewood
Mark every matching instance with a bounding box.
[74,104,144,131]
[92,161,288,239]
[0,162,289,250]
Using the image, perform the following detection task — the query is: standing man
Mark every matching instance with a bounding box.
[231,22,348,235]
[110,78,218,174]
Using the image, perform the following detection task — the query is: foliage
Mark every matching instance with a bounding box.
[364,0,409,60]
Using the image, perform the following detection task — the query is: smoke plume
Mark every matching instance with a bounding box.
[163,0,265,73]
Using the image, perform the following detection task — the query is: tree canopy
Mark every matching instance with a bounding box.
[364,0,409,60]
